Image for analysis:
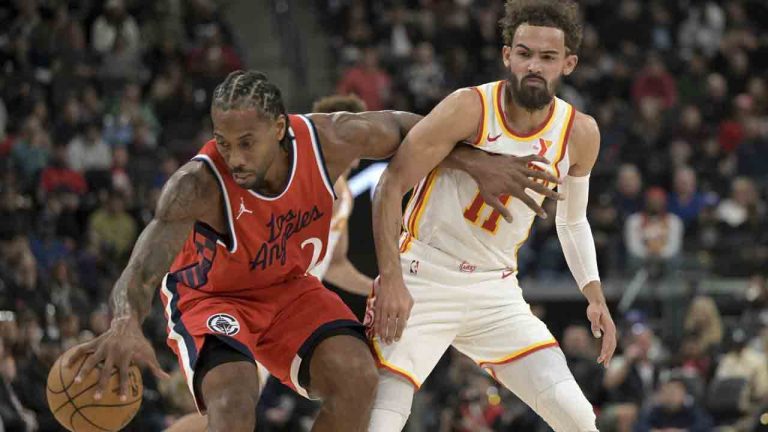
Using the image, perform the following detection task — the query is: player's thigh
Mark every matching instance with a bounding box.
[195,336,261,415]
[453,289,557,368]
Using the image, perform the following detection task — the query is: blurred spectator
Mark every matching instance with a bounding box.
[10,119,50,183]
[624,187,684,270]
[602,324,659,432]
[405,41,446,114]
[683,296,723,355]
[712,328,768,427]
[562,325,604,404]
[0,336,37,432]
[667,167,708,229]
[91,0,141,55]
[38,145,86,196]
[634,374,713,432]
[337,47,392,111]
[87,192,137,262]
[631,53,678,110]
[614,164,644,223]
[67,121,112,173]
[186,24,243,93]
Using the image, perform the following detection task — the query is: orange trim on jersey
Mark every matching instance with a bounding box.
[493,81,557,140]
[477,339,559,367]
[411,170,438,239]
[553,104,576,178]
[470,87,488,146]
[406,170,438,239]
[371,339,421,389]
[399,232,413,253]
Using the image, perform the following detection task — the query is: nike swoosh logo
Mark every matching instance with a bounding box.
[501,269,515,279]
[487,133,502,142]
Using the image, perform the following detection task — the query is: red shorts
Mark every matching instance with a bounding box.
[159,273,363,411]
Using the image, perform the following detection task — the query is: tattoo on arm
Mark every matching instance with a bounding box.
[111,164,212,322]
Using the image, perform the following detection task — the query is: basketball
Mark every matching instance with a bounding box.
[46,346,143,432]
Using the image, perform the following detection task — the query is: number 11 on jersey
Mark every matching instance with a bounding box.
[463,191,510,234]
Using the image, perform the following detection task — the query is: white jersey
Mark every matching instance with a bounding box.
[310,177,353,279]
[399,80,575,273]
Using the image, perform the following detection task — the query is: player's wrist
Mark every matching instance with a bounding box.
[582,281,605,305]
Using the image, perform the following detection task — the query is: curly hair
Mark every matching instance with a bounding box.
[499,0,583,54]
[312,94,367,113]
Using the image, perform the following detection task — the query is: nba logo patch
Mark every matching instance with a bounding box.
[409,260,420,275]
[207,313,240,336]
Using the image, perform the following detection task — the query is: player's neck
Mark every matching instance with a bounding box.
[502,84,554,135]
[258,147,293,195]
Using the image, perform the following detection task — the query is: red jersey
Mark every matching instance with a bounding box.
[169,114,336,294]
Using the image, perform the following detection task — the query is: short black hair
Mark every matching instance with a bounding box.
[211,70,289,149]
[499,0,583,54]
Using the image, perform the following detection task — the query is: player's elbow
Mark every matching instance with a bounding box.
[376,167,410,198]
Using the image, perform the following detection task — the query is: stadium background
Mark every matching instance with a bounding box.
[1,0,767,430]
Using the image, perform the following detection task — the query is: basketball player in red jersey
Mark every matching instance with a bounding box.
[66,70,561,432]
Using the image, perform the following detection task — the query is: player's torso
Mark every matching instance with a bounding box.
[400,80,575,273]
[170,114,337,293]
[309,177,353,279]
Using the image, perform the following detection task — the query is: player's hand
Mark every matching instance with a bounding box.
[66,315,170,400]
[586,301,617,368]
[471,153,563,221]
[372,276,413,344]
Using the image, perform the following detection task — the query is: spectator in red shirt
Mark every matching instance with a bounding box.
[39,146,87,196]
[336,47,392,110]
[631,53,678,110]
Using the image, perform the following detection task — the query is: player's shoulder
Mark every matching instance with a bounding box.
[568,110,600,152]
[156,160,220,220]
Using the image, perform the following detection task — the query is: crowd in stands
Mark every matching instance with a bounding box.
[0,0,766,430]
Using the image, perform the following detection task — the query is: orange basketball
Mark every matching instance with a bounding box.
[46,346,143,432]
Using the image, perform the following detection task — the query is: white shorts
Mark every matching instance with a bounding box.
[370,240,558,388]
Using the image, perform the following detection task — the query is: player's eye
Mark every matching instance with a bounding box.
[517,51,531,58]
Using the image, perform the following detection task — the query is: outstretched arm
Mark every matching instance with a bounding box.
[555,112,616,367]
[69,162,218,397]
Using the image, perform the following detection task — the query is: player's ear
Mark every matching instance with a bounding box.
[502,46,512,68]
[563,53,578,76]
[274,114,287,141]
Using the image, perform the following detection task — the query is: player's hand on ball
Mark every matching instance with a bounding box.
[373,276,413,344]
[66,315,170,401]
[472,153,563,221]
[586,301,617,368]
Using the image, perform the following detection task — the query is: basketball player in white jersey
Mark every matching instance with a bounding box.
[368,1,617,431]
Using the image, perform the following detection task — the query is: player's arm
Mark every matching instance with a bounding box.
[324,226,373,296]
[312,110,560,216]
[67,162,217,397]
[555,112,616,367]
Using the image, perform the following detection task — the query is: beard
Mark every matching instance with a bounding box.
[507,73,556,112]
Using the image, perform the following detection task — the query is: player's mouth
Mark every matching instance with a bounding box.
[232,172,252,184]
[524,77,546,86]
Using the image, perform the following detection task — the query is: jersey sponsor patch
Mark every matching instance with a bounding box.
[207,313,240,336]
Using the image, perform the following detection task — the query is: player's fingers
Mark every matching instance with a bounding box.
[95,350,116,400]
[65,340,97,368]
[484,195,513,223]
[524,168,560,186]
[520,154,551,165]
[372,299,386,340]
[518,192,547,218]
[525,179,562,200]
[590,316,602,339]
[118,356,131,401]
[75,345,104,384]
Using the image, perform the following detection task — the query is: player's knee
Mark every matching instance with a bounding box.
[369,372,415,432]
[342,353,379,401]
[536,379,597,432]
[205,387,257,432]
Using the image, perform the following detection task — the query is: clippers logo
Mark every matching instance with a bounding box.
[206,313,240,336]
[459,261,477,273]
[409,260,420,275]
